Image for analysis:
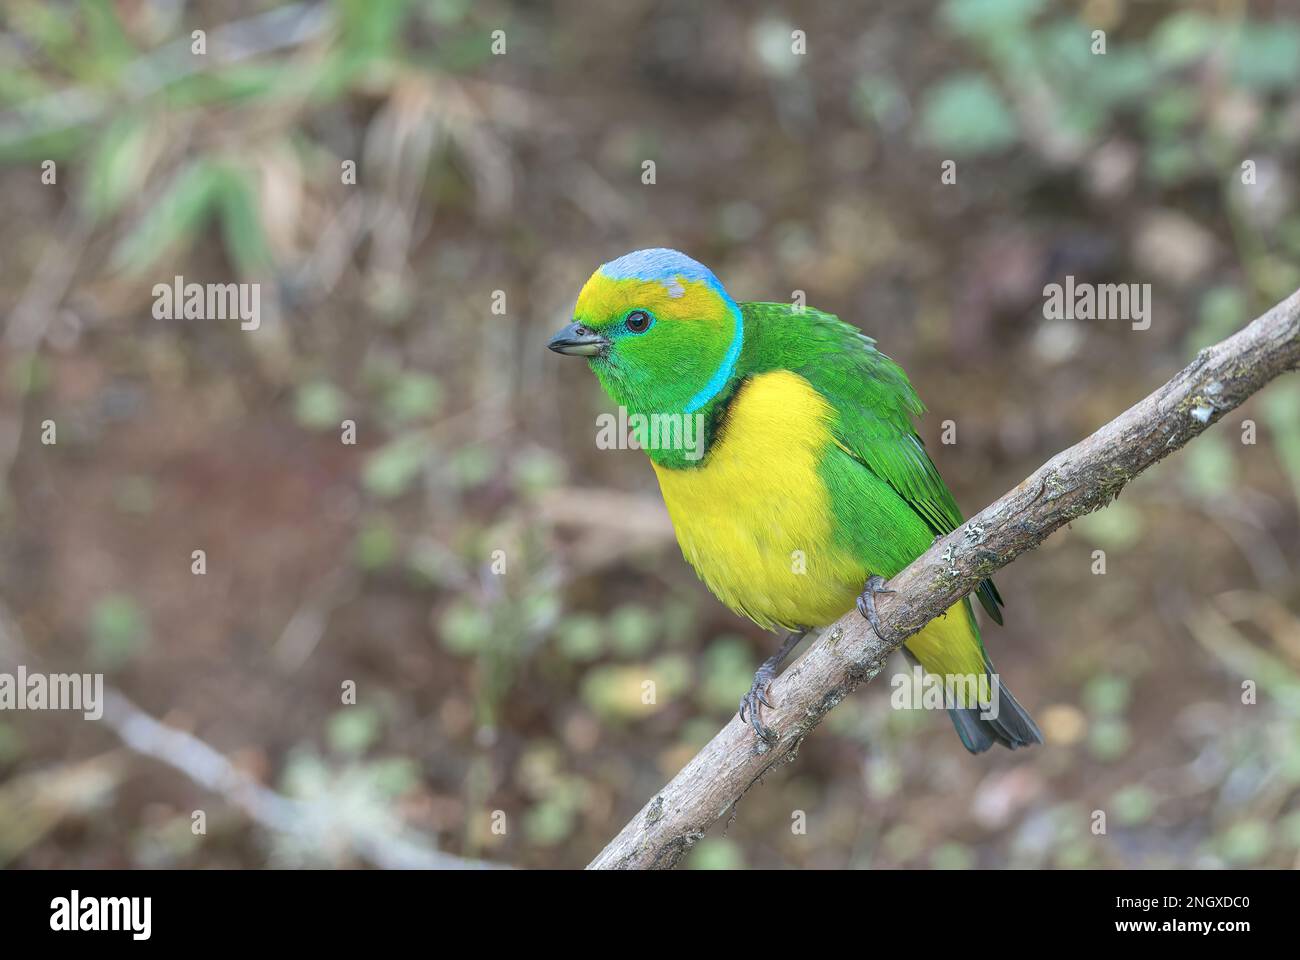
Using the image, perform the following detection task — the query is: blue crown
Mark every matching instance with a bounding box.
[599,248,729,299]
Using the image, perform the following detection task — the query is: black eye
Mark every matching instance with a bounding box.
[625,310,651,333]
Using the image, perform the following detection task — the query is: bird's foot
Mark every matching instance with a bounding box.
[738,667,778,742]
[855,574,895,642]
[736,629,808,743]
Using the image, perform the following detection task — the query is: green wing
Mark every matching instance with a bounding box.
[742,302,1004,624]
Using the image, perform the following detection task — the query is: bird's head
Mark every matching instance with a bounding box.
[548,248,744,415]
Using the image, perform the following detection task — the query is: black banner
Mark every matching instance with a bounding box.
[0,868,1283,945]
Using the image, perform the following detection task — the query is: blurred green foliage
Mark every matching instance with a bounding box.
[88,593,150,669]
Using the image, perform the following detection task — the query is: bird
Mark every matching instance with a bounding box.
[548,248,1041,753]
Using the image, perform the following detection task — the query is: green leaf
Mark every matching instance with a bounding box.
[1054,839,1097,869]
[429,0,473,26]
[83,113,153,220]
[688,836,744,870]
[336,0,413,59]
[9,1,77,57]
[440,601,492,655]
[0,122,91,165]
[163,63,294,109]
[1144,89,1200,137]
[941,0,1045,39]
[580,663,666,718]
[216,165,273,275]
[367,757,419,795]
[111,160,222,273]
[1084,50,1156,107]
[362,433,432,498]
[524,800,576,846]
[1230,23,1300,92]
[89,593,149,668]
[931,842,976,869]
[651,654,692,697]
[1088,717,1131,760]
[1145,141,1198,186]
[852,76,907,128]
[1082,674,1131,716]
[78,0,138,70]
[1219,819,1270,864]
[294,381,349,431]
[0,66,49,110]
[918,73,1019,156]
[447,444,497,490]
[382,373,443,423]
[1111,785,1157,825]
[1034,17,1095,74]
[1152,12,1219,68]
[609,605,658,657]
[327,706,382,755]
[557,615,604,661]
[355,517,397,570]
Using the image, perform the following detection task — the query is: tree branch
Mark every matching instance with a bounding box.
[588,287,1300,870]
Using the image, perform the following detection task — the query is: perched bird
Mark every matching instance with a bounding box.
[549,248,1041,753]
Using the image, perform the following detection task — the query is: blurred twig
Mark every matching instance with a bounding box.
[0,206,92,490]
[0,605,504,870]
[97,689,504,869]
[590,285,1300,870]
[271,564,360,672]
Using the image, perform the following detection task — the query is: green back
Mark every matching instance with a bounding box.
[736,302,1005,624]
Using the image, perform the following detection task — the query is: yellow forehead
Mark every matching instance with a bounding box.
[574,274,727,328]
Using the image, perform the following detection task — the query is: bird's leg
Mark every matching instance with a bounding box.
[739,629,808,742]
[855,574,894,642]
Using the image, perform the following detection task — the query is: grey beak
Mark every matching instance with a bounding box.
[547,322,609,357]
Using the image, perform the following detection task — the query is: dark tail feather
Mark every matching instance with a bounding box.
[947,675,1043,754]
[975,577,1004,625]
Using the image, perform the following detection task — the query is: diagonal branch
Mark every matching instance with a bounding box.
[588,287,1300,870]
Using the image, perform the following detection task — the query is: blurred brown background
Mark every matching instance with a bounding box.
[1,0,1299,869]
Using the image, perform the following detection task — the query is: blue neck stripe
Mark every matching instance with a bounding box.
[684,301,743,413]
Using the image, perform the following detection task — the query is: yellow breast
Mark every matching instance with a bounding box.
[651,370,866,630]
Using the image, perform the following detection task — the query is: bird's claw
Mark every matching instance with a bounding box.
[737,629,808,744]
[856,574,895,642]
[738,677,777,742]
